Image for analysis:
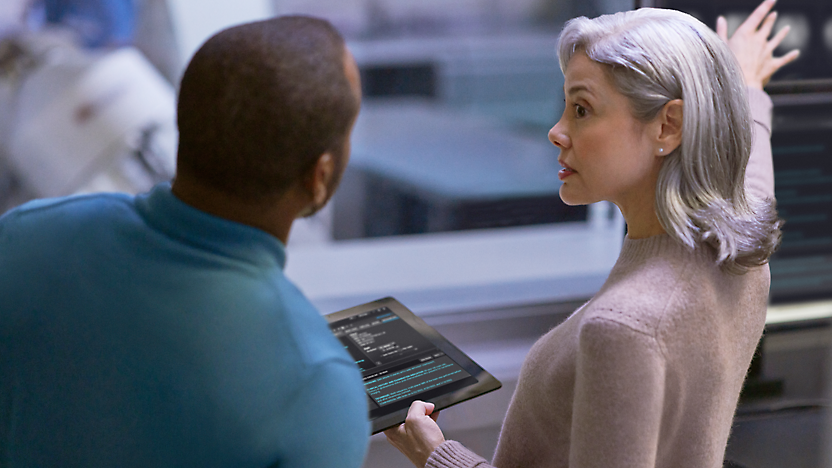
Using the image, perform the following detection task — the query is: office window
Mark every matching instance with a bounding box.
[274,0,634,243]
[0,0,632,242]
[0,0,631,314]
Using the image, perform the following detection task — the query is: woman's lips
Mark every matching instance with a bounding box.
[558,162,575,180]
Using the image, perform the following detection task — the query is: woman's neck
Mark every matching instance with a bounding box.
[617,196,666,239]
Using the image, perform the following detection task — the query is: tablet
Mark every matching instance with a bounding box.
[326,297,502,434]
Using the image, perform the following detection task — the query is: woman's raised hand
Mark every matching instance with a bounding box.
[716,0,800,89]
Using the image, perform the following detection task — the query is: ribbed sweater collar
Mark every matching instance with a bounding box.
[614,233,708,271]
[134,183,287,270]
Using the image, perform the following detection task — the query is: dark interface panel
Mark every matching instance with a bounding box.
[770,125,832,303]
[329,307,477,413]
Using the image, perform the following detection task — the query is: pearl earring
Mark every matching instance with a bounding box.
[659,148,664,154]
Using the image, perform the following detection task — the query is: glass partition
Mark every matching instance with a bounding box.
[274,0,635,244]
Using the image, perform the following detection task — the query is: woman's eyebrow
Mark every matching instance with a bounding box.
[565,84,592,97]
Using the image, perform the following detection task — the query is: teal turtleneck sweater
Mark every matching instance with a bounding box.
[0,184,369,467]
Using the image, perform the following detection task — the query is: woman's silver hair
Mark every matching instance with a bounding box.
[558,8,781,274]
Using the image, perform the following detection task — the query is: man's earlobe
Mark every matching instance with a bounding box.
[303,152,335,211]
[297,153,335,218]
[315,153,334,201]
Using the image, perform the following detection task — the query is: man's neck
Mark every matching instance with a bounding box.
[170,177,302,245]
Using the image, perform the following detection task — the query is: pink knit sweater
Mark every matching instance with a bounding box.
[427,89,775,468]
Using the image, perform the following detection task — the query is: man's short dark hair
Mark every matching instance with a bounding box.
[176,16,359,201]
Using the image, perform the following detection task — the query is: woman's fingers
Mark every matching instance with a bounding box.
[772,49,801,70]
[384,401,447,468]
[429,410,440,422]
[716,0,800,88]
[740,0,777,34]
[757,11,778,39]
[717,16,728,41]
[766,24,791,55]
[409,400,435,417]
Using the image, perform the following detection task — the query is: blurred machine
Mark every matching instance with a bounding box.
[767,91,832,304]
[335,101,586,239]
[0,33,177,211]
[333,34,586,239]
[350,33,565,135]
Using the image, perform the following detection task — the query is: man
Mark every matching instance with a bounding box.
[0,16,368,467]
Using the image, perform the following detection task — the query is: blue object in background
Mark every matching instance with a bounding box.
[35,0,136,48]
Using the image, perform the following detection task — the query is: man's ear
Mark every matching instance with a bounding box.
[655,99,683,156]
[305,153,335,207]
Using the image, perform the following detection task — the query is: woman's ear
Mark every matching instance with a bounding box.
[656,99,683,156]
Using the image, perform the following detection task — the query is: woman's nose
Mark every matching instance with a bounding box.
[548,118,569,149]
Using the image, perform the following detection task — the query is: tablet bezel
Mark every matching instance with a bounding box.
[326,296,502,434]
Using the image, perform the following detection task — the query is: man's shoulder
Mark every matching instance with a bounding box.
[0,192,139,262]
[263,279,353,366]
[2,192,135,228]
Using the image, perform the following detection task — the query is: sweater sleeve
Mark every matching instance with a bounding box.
[569,316,666,468]
[272,360,370,468]
[427,441,493,468]
[428,315,668,468]
[744,87,775,201]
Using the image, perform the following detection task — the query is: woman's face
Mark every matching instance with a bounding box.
[549,53,664,212]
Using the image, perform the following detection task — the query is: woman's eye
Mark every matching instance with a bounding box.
[574,104,587,118]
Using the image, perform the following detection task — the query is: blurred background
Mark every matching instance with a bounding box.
[1,0,831,246]
[1,0,829,306]
[2,1,832,467]
[0,0,180,210]
[0,0,632,241]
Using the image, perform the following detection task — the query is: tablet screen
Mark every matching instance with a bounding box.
[327,297,501,433]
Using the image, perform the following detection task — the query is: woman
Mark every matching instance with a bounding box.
[385,1,799,467]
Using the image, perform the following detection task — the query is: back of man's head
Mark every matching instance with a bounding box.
[176,16,359,202]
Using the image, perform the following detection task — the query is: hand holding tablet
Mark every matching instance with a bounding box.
[384,400,446,468]
[326,297,502,434]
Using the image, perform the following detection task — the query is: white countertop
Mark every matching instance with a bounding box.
[286,219,832,325]
[285,221,623,316]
